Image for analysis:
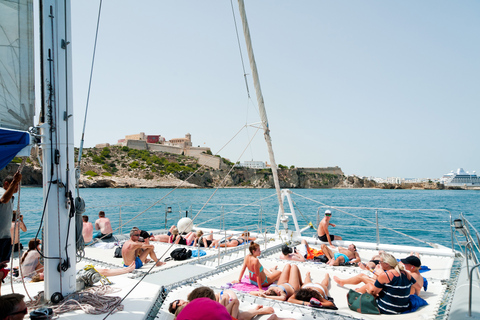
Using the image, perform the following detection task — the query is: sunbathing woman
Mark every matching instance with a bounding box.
[232,242,281,291]
[287,271,337,309]
[250,264,302,300]
[193,230,214,247]
[211,231,256,248]
[169,226,188,245]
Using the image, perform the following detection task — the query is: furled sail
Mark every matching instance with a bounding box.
[0,0,34,169]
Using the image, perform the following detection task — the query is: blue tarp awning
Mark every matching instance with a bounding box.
[0,128,30,171]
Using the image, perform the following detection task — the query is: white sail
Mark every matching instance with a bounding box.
[0,0,35,131]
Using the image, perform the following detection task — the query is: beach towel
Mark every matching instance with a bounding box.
[231,275,268,292]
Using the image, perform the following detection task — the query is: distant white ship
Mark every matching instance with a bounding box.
[441,168,480,186]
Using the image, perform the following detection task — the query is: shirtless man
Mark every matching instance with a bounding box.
[317,210,342,248]
[82,215,93,243]
[94,211,113,239]
[321,243,360,266]
[121,227,165,269]
[401,255,424,295]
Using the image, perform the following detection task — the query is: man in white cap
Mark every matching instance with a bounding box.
[317,209,342,248]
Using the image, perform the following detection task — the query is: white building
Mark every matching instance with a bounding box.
[236,161,267,169]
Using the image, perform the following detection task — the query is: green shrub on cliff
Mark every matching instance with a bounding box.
[85,170,98,177]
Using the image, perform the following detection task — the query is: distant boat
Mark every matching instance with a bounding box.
[441,168,480,186]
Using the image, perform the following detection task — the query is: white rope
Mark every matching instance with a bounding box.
[26,285,123,315]
[9,158,34,301]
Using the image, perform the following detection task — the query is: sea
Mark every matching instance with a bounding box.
[15,187,480,250]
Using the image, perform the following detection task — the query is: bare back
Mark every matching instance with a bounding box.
[95,217,113,234]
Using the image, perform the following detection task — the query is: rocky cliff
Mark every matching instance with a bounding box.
[0,146,444,189]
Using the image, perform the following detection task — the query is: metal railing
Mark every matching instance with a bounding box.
[314,205,452,249]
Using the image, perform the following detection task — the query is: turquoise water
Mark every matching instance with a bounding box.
[15,187,480,249]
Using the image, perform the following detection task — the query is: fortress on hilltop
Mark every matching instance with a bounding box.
[96,132,225,169]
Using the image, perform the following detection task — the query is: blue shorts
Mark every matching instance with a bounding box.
[334,252,349,263]
[0,238,12,264]
[125,256,143,269]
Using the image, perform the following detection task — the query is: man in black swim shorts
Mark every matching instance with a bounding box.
[317,210,342,248]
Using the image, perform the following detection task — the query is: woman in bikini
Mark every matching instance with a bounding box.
[288,271,337,309]
[211,231,256,248]
[192,230,215,247]
[169,226,195,245]
[250,264,301,300]
[233,242,281,291]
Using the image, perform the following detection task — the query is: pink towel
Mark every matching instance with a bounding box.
[232,275,269,292]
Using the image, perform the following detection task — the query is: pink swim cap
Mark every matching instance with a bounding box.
[177,297,231,320]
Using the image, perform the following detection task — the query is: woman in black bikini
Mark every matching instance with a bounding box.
[211,231,256,248]
[288,271,337,309]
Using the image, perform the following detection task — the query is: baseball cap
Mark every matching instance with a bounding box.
[177,298,231,320]
[401,256,421,268]
[325,210,332,215]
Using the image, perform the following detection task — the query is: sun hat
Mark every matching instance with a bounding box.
[176,298,231,320]
[325,210,332,215]
[401,256,421,268]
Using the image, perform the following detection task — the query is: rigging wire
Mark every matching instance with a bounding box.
[291,191,440,247]
[229,0,250,98]
[77,0,104,185]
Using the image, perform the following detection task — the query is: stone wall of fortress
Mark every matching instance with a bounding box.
[125,140,221,169]
[298,166,344,175]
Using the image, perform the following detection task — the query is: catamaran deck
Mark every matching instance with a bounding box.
[4,230,479,320]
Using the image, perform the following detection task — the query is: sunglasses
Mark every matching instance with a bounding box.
[325,213,332,217]
[133,234,140,237]
[171,299,180,312]
[9,308,28,316]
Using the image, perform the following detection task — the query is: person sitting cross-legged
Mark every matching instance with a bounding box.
[122,227,165,269]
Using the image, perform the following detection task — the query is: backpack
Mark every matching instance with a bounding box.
[114,245,123,258]
[170,248,192,261]
[313,254,328,263]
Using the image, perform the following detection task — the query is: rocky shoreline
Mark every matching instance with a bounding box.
[0,147,465,190]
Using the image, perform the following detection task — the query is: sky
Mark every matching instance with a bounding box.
[64,1,480,179]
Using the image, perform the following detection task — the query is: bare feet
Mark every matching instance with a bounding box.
[145,259,151,264]
[333,276,344,287]
[156,260,166,267]
[266,316,295,320]
[256,306,274,315]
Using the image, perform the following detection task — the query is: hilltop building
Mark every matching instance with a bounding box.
[115,132,224,169]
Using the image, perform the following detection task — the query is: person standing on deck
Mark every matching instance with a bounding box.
[82,215,93,243]
[317,210,342,248]
[94,211,113,239]
[0,173,22,295]
[10,211,26,252]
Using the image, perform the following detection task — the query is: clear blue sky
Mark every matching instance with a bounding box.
[68,1,480,179]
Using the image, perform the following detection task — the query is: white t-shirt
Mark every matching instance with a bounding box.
[21,250,41,279]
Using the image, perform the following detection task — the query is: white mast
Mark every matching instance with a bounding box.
[236,0,286,221]
[39,0,76,300]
